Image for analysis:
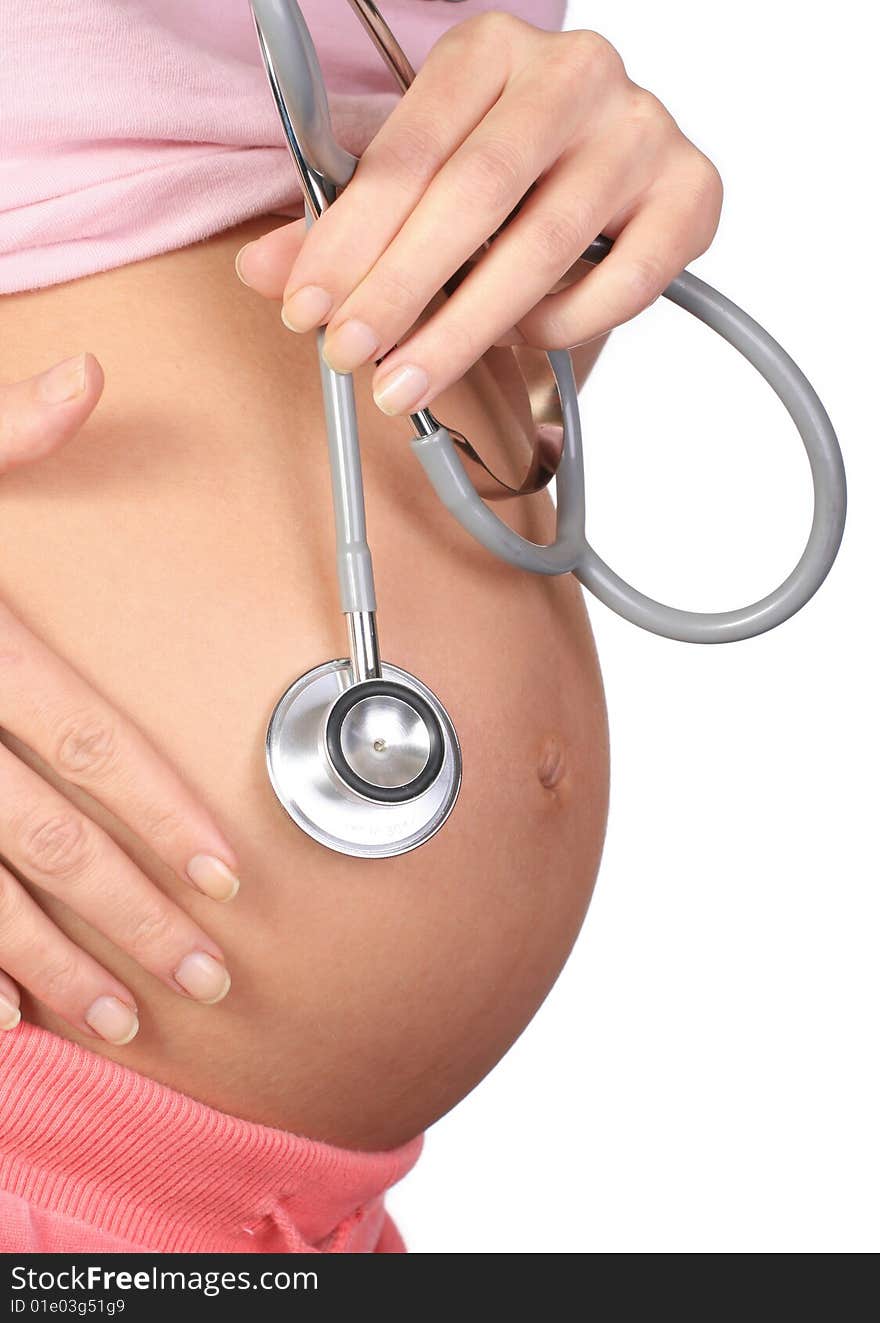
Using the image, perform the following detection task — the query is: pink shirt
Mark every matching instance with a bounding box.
[0,1,566,294]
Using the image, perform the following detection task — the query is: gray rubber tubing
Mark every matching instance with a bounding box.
[250,0,357,192]
[316,330,377,615]
[413,237,847,643]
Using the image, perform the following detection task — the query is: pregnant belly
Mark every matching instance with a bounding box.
[0,219,609,1150]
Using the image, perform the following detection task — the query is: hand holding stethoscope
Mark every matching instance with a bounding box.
[237,11,723,416]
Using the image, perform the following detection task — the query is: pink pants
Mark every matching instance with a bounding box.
[0,1022,420,1253]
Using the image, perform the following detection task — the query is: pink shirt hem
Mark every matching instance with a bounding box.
[0,1,566,294]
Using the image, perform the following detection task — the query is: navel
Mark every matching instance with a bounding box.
[537,735,567,791]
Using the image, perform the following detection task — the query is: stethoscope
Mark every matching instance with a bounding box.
[251,0,847,859]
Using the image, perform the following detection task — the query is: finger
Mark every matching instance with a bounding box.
[0,354,104,476]
[0,743,231,1006]
[275,19,515,335]
[369,177,718,414]
[320,92,583,374]
[235,218,306,299]
[0,602,240,902]
[0,859,140,1044]
[283,23,627,352]
[516,174,722,349]
[335,128,642,393]
[316,50,638,372]
[0,969,21,1031]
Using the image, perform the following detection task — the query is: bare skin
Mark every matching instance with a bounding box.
[0,217,609,1151]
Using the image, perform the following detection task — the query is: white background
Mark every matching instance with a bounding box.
[391,0,877,1252]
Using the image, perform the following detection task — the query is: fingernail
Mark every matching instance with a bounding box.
[85,995,139,1045]
[0,993,21,1031]
[234,243,254,287]
[186,854,240,903]
[281,285,333,332]
[174,952,231,1004]
[495,327,526,347]
[322,319,380,373]
[373,364,430,416]
[37,353,87,405]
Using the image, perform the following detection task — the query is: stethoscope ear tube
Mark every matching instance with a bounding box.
[250,0,357,209]
[413,239,846,644]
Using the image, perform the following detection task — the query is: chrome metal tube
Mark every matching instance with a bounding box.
[410,408,441,439]
[346,610,382,683]
[346,0,416,91]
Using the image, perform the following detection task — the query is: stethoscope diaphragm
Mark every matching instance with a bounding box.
[266,660,461,858]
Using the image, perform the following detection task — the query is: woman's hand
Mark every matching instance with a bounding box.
[236,14,722,415]
[0,356,240,1045]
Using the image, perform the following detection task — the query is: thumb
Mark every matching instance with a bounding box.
[235,218,307,300]
[0,353,105,477]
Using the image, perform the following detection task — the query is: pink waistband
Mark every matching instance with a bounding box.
[0,1022,420,1253]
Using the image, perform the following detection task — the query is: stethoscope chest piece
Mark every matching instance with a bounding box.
[266,660,461,858]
